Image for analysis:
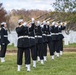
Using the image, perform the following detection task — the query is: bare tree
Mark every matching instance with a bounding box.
[0,3,7,23]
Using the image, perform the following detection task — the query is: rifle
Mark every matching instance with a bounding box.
[26,12,51,25]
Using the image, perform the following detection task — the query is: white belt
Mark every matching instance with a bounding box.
[51,33,58,35]
[47,34,51,36]
[58,32,62,35]
[4,35,8,37]
[18,36,29,39]
[42,34,46,36]
[30,36,35,39]
[35,36,42,38]
[37,36,42,38]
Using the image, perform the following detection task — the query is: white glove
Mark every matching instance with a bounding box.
[43,21,46,24]
[2,43,5,45]
[64,22,67,26]
[52,22,55,26]
[31,18,35,23]
[23,22,27,26]
[37,21,40,24]
[47,21,50,25]
[60,22,63,26]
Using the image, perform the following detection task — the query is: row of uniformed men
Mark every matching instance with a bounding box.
[16,18,66,72]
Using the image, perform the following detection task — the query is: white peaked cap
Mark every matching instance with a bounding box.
[47,21,50,25]
[1,22,6,25]
[60,22,63,25]
[37,21,40,24]
[52,22,55,25]
[43,21,46,24]
[18,19,23,23]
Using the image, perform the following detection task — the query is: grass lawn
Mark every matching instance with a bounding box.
[64,43,76,48]
[7,44,17,50]
[0,52,76,75]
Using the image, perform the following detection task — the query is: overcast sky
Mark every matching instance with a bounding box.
[0,0,55,11]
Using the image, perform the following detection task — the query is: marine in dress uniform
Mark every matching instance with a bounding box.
[45,21,54,59]
[29,18,37,68]
[35,21,44,64]
[58,22,66,55]
[42,21,48,61]
[16,19,30,72]
[51,22,59,59]
[0,22,10,63]
[54,22,62,57]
